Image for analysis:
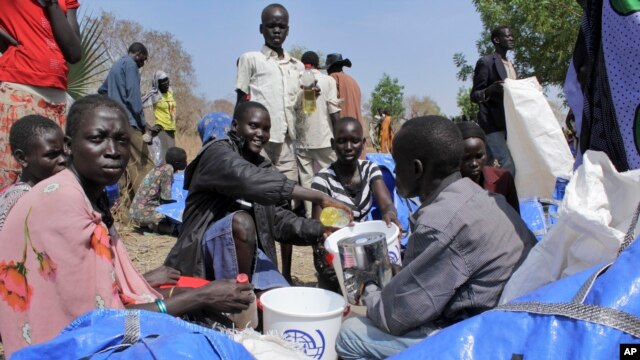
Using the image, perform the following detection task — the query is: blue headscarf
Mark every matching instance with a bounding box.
[196,112,233,144]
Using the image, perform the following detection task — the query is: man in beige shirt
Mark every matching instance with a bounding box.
[296,51,341,217]
[235,3,304,283]
[235,3,303,183]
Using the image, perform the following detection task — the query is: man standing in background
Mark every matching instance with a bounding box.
[235,3,302,183]
[296,51,341,218]
[99,42,153,191]
[471,26,517,176]
[324,53,364,158]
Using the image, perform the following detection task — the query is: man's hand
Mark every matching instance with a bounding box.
[300,80,322,98]
[198,280,254,314]
[150,125,162,137]
[485,80,504,99]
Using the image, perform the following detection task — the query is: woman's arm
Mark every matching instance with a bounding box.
[43,1,81,63]
[371,178,401,228]
[126,280,254,316]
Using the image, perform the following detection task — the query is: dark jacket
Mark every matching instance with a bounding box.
[471,53,509,134]
[164,134,324,278]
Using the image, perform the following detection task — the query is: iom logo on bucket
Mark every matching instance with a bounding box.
[283,329,325,359]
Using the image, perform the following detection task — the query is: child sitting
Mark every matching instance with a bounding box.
[457,121,519,213]
[129,146,187,234]
[336,116,536,359]
[0,115,67,230]
[311,117,399,292]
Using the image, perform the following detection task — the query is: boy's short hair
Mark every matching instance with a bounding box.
[9,115,61,154]
[165,146,187,166]
[301,51,319,68]
[261,3,288,22]
[456,121,486,142]
[333,117,362,135]
[394,116,463,178]
[233,101,269,123]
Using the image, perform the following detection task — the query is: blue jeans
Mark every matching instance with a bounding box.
[486,131,516,176]
[335,316,439,359]
[201,212,290,290]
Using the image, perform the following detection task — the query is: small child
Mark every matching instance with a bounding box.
[129,146,187,234]
[457,121,519,213]
[0,115,67,230]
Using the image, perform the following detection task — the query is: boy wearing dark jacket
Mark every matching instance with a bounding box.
[165,101,348,289]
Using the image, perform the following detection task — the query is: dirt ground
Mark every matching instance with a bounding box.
[118,224,319,286]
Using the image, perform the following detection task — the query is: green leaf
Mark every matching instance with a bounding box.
[67,12,110,100]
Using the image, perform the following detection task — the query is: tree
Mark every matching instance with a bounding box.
[210,98,235,115]
[469,0,582,87]
[67,13,110,99]
[453,52,474,83]
[370,73,405,119]
[405,95,442,118]
[455,87,479,121]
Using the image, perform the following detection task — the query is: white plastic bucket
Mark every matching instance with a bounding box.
[261,287,347,360]
[324,221,401,315]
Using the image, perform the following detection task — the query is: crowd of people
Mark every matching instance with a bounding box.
[0,1,610,359]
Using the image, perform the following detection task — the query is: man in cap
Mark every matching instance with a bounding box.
[324,53,364,148]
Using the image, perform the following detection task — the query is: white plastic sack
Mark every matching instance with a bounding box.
[149,136,163,167]
[500,151,640,303]
[503,77,574,198]
[229,328,307,360]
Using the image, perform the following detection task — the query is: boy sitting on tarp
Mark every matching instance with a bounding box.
[335,116,536,359]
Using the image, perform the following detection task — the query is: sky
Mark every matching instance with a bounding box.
[80,0,485,117]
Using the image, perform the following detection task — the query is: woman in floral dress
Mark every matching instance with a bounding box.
[129,146,187,234]
[0,95,252,357]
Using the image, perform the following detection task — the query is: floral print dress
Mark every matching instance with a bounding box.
[129,163,174,227]
[0,170,159,357]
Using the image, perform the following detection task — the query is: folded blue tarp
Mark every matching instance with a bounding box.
[12,309,254,360]
[393,230,640,360]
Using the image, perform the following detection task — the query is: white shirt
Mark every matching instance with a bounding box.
[295,69,341,149]
[236,46,304,143]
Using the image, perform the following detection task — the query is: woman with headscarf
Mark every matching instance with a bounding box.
[143,71,176,165]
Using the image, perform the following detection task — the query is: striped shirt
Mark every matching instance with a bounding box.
[311,160,383,221]
[0,182,31,231]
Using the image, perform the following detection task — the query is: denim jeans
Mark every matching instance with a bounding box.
[486,131,516,176]
[201,212,289,290]
[335,316,439,359]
